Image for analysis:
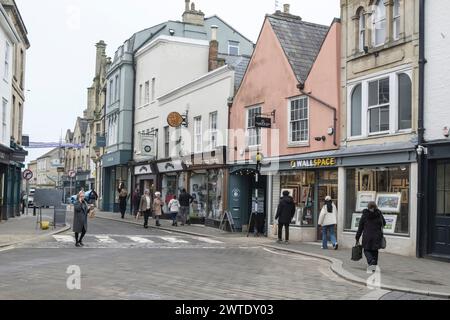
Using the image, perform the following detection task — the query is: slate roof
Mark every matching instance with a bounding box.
[219,54,251,90]
[267,12,329,84]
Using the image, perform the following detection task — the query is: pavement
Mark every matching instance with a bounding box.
[0,210,71,249]
[96,211,450,299]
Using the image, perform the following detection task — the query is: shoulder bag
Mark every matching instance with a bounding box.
[380,215,387,249]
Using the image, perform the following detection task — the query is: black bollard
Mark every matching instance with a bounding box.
[33,206,36,216]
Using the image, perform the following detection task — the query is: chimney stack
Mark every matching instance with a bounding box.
[209,26,219,72]
[283,4,290,14]
[185,0,190,12]
[182,0,205,25]
[95,40,107,77]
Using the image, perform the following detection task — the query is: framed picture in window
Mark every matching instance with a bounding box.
[401,188,409,204]
[376,193,402,213]
[282,188,298,203]
[356,191,377,212]
[383,215,398,234]
[358,171,373,191]
[351,213,363,231]
[300,186,310,204]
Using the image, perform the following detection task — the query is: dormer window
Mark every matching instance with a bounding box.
[228,41,240,56]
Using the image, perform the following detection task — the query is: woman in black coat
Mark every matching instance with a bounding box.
[356,202,386,269]
[275,191,296,244]
[73,191,92,247]
[118,183,128,219]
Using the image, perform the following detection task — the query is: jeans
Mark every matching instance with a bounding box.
[278,223,290,241]
[143,210,151,227]
[171,212,178,224]
[322,225,337,249]
[364,250,379,266]
[179,206,189,225]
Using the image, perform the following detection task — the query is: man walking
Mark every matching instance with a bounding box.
[275,190,296,244]
[138,189,152,229]
[178,189,194,226]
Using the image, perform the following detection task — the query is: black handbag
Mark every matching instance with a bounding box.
[352,243,363,261]
[380,215,387,249]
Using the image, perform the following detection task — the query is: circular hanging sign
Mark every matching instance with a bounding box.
[167,112,184,128]
[144,145,152,153]
[69,170,76,178]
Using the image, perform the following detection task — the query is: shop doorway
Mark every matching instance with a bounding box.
[248,175,267,236]
[431,162,450,256]
[316,171,338,241]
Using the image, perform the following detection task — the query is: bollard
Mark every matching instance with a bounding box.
[33,206,36,216]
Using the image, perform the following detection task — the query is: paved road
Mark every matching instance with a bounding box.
[0,214,441,300]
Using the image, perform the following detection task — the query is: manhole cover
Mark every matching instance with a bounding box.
[410,279,443,286]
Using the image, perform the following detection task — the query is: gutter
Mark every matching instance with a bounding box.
[417,0,426,258]
[298,85,338,147]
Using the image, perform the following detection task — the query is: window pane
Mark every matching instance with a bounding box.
[380,106,390,131]
[369,81,378,106]
[379,78,390,104]
[446,164,450,189]
[437,164,445,189]
[446,192,450,215]
[351,85,362,136]
[370,108,380,133]
[398,74,412,130]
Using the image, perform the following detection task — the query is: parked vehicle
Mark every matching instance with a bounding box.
[28,188,36,207]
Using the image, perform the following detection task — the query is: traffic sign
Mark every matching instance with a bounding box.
[69,170,76,178]
[23,169,33,181]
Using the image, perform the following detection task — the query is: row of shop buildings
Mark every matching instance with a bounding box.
[61,0,449,260]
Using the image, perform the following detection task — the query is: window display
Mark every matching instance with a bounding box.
[345,165,410,235]
[207,169,223,220]
[190,173,207,218]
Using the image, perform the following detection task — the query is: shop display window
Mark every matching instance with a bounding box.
[345,165,410,235]
[190,173,207,218]
[207,169,223,220]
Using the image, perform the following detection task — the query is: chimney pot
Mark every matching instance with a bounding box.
[284,4,290,14]
[211,25,218,41]
[191,2,195,11]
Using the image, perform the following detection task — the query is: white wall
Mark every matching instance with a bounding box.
[424,0,450,141]
[0,15,14,148]
[133,36,210,162]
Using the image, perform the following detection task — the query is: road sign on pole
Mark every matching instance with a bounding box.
[23,169,33,181]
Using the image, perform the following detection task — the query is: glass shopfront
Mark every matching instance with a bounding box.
[189,169,224,220]
[345,165,410,235]
[278,169,338,228]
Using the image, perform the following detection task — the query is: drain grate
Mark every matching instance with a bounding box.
[409,279,444,286]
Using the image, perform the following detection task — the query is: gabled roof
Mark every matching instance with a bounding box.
[37,148,60,160]
[218,54,251,90]
[267,12,329,84]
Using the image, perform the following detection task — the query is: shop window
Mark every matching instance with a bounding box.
[190,173,207,218]
[345,166,410,235]
[207,169,223,220]
[280,171,316,226]
[436,164,450,215]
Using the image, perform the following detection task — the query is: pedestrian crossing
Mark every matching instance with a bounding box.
[23,234,227,249]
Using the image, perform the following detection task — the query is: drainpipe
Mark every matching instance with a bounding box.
[297,84,338,147]
[417,0,426,258]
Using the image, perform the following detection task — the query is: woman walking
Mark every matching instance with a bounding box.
[153,192,163,227]
[139,189,152,229]
[356,201,386,272]
[318,196,338,250]
[118,182,128,219]
[73,191,93,247]
[168,195,180,227]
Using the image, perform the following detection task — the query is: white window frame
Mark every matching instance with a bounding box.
[4,41,10,81]
[228,41,240,56]
[151,78,156,102]
[246,105,262,148]
[359,11,366,52]
[372,0,386,47]
[347,67,413,139]
[145,81,150,105]
[209,112,218,151]
[288,96,309,145]
[2,98,7,141]
[368,77,391,135]
[109,80,114,105]
[115,75,120,102]
[164,126,170,159]
[139,84,143,106]
[194,116,203,154]
[393,0,401,40]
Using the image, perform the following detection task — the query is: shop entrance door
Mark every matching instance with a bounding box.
[432,162,450,256]
[316,171,338,242]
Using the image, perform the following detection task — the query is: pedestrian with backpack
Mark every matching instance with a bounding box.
[168,195,180,227]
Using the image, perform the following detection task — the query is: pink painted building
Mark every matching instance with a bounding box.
[227,7,341,241]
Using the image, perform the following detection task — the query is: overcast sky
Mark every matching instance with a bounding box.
[18,0,340,164]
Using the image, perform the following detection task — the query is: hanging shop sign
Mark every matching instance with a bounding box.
[167,112,184,128]
[134,165,153,176]
[255,117,272,128]
[291,157,337,169]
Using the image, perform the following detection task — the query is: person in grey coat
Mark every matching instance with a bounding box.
[73,191,92,247]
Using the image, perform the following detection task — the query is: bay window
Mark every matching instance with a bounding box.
[348,70,412,138]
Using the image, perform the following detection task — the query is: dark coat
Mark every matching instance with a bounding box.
[73,201,89,233]
[275,196,296,224]
[179,192,194,207]
[356,209,386,251]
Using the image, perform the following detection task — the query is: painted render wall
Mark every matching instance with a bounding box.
[229,18,340,162]
[424,0,450,142]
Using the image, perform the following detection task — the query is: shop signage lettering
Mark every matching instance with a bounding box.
[291,158,337,169]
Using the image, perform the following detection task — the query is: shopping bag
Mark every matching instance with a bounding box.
[272,223,278,236]
[351,243,363,261]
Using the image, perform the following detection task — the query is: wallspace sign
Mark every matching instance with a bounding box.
[291,158,337,169]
